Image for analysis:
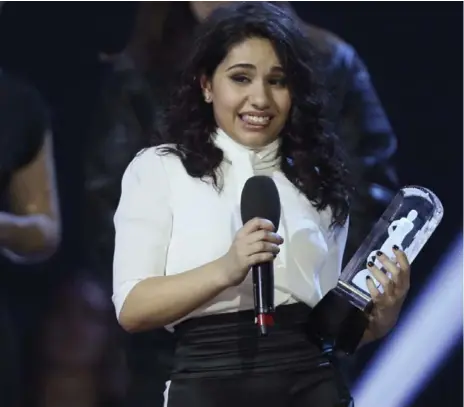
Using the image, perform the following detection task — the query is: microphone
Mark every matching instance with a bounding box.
[240,175,281,336]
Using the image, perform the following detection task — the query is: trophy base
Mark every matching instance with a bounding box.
[309,282,372,355]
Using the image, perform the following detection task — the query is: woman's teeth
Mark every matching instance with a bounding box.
[240,114,271,125]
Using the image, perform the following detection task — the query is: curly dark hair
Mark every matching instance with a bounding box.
[155,1,352,227]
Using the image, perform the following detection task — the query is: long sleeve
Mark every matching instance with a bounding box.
[318,220,349,297]
[112,148,172,319]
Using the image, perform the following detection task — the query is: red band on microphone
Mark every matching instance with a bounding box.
[257,313,275,327]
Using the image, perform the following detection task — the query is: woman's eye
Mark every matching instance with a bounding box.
[269,77,287,86]
[230,75,251,84]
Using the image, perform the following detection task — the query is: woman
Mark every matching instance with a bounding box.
[0,71,61,406]
[113,3,410,406]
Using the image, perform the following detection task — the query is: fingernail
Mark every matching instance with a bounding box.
[393,245,399,251]
[376,251,383,257]
[367,261,374,267]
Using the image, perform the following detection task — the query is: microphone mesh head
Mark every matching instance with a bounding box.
[240,175,281,228]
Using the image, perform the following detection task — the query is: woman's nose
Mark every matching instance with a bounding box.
[248,84,271,110]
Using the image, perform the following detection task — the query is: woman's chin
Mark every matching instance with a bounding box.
[230,125,279,149]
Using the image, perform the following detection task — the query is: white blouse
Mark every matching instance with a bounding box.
[112,129,348,326]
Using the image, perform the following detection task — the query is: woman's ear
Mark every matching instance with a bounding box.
[200,74,213,103]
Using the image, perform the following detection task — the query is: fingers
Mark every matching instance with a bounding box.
[236,218,284,263]
[241,217,276,236]
[393,246,411,289]
[375,251,400,283]
[245,230,282,257]
[367,261,394,297]
[375,248,410,291]
[393,246,409,270]
[366,276,382,302]
[247,229,283,245]
[242,222,284,256]
[248,241,280,256]
[367,247,411,307]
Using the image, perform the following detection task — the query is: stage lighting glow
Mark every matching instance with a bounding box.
[353,233,463,407]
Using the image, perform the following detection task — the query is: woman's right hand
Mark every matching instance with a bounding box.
[218,217,284,287]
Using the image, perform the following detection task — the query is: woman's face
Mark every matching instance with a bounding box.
[202,37,292,149]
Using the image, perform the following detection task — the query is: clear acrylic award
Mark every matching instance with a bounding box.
[309,186,444,354]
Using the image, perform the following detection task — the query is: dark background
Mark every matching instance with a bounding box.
[0,2,462,406]
[293,3,463,406]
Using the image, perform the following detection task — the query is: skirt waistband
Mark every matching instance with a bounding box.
[171,303,331,379]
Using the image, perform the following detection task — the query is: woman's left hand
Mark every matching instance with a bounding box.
[365,246,411,340]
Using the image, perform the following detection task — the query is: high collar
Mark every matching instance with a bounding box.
[212,128,281,174]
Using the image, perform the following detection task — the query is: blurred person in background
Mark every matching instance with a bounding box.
[0,71,60,263]
[30,272,126,407]
[0,70,61,407]
[84,2,170,275]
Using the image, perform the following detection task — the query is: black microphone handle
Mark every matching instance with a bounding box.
[252,262,275,316]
